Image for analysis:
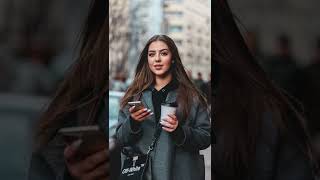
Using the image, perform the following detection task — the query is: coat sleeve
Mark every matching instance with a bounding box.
[171,101,211,151]
[252,112,280,180]
[273,137,315,180]
[115,107,143,147]
[253,112,315,180]
[28,151,72,180]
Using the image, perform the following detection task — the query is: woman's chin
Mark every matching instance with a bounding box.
[152,70,165,76]
[155,71,171,77]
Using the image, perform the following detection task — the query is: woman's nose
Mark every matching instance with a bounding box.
[155,54,161,62]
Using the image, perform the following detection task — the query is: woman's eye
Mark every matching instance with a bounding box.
[149,53,155,57]
[161,52,168,56]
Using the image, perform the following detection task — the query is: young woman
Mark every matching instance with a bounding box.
[116,35,211,180]
[28,0,109,179]
[212,0,319,179]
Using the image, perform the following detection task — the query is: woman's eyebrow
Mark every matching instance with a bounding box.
[159,49,169,52]
[148,48,169,53]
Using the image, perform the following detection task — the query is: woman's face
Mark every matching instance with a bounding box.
[147,40,173,77]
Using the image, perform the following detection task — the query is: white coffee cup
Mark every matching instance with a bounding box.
[160,103,177,120]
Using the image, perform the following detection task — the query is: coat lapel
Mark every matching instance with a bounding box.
[142,90,154,114]
[141,90,177,123]
[165,91,177,104]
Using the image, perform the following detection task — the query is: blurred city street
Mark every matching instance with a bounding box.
[0,0,319,179]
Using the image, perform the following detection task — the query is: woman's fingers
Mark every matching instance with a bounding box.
[162,126,175,132]
[64,139,83,162]
[160,120,175,129]
[136,109,152,119]
[129,106,146,114]
[79,149,108,172]
[68,148,107,177]
[161,115,179,132]
[82,161,109,180]
[129,106,136,112]
[131,108,153,121]
[167,114,177,121]
[164,115,177,125]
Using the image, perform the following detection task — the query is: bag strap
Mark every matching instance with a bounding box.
[133,91,162,155]
[146,123,162,154]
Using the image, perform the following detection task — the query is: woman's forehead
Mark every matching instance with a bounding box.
[148,40,169,51]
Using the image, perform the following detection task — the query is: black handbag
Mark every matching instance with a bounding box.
[119,124,162,180]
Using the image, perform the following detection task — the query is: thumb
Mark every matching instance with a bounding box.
[64,139,82,161]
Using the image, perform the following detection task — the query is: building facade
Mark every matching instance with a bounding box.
[163,0,211,80]
[127,0,164,78]
[109,0,130,78]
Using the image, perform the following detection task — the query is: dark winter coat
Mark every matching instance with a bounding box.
[116,89,211,180]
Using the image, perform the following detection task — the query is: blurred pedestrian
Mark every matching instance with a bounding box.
[200,73,211,105]
[112,72,128,92]
[28,1,110,179]
[299,37,320,151]
[244,30,267,67]
[194,72,205,91]
[264,33,300,98]
[213,0,318,179]
[0,44,18,92]
[10,39,56,96]
[117,35,210,180]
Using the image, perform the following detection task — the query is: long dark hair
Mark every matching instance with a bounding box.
[213,0,318,177]
[36,0,108,148]
[121,35,206,122]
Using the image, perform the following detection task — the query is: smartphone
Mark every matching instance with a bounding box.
[128,101,145,111]
[58,125,107,158]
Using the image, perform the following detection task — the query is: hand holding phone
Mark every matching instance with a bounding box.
[59,125,107,158]
[128,101,145,112]
[64,139,108,179]
[128,101,153,122]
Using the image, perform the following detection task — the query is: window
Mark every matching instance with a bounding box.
[169,25,183,33]
[165,0,183,2]
[175,40,182,46]
[165,11,183,17]
[198,39,202,46]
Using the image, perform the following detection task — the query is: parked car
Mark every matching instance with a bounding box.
[109,91,124,139]
[108,91,124,180]
[0,93,49,180]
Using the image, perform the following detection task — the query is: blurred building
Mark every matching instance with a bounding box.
[127,0,164,78]
[109,0,130,78]
[0,0,89,51]
[230,0,320,65]
[0,0,89,93]
[115,0,211,80]
[163,0,211,80]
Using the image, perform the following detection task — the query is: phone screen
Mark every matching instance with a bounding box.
[59,126,107,158]
[128,101,145,111]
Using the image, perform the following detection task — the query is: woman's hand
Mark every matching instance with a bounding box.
[129,106,153,122]
[64,140,109,180]
[160,114,179,132]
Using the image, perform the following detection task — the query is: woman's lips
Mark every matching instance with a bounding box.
[154,65,163,70]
